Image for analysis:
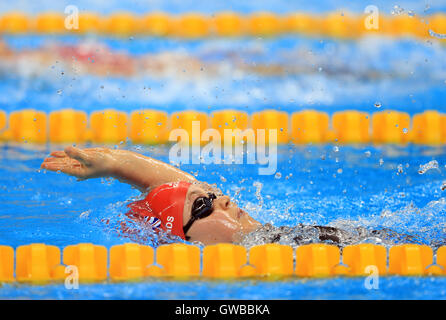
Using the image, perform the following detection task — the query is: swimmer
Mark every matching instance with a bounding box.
[41,146,417,247]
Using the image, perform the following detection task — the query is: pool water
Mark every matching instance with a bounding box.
[1,0,446,299]
[1,144,446,299]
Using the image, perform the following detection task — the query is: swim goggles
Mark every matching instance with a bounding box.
[183,193,217,240]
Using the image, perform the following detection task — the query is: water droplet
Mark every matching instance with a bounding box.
[374,102,382,108]
[418,160,439,174]
[275,172,282,179]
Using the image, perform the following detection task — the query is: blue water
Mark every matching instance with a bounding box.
[1,0,446,299]
[1,33,446,113]
[1,144,446,299]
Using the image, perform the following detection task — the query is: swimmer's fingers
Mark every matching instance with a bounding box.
[49,148,103,158]
[41,157,79,171]
[49,150,67,158]
[64,146,92,165]
[41,160,90,179]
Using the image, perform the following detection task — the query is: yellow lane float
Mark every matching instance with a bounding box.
[0,12,30,33]
[388,244,433,276]
[291,110,330,144]
[372,110,411,144]
[171,111,208,145]
[89,109,129,144]
[141,12,172,36]
[156,243,200,278]
[332,110,370,144]
[248,12,282,37]
[35,12,65,34]
[284,13,322,36]
[342,244,387,276]
[249,244,293,278]
[295,244,340,277]
[173,13,210,38]
[16,243,62,283]
[49,109,88,143]
[76,12,101,34]
[7,109,47,143]
[321,12,362,39]
[130,110,169,144]
[1,243,445,282]
[63,243,107,282]
[102,12,139,36]
[212,12,244,36]
[252,110,289,144]
[202,244,248,279]
[0,246,14,282]
[109,243,155,281]
[412,110,446,145]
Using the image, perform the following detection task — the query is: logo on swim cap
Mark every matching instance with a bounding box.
[147,216,161,230]
[126,181,192,239]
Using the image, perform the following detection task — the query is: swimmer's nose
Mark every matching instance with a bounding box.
[214,195,230,210]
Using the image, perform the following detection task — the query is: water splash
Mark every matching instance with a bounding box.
[418,160,439,174]
[80,199,184,247]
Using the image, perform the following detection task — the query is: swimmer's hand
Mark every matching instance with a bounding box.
[41,146,195,190]
[40,146,115,180]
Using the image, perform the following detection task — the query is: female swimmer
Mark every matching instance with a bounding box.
[40,146,416,246]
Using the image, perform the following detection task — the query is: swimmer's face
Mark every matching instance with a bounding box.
[182,184,261,245]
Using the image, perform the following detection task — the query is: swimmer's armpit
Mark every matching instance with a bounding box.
[41,146,196,191]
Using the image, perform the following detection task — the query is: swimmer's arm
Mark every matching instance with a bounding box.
[109,149,196,191]
[41,146,196,191]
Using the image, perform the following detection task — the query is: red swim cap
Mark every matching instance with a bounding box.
[126,181,192,240]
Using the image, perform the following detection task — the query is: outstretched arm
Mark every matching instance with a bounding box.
[40,146,196,191]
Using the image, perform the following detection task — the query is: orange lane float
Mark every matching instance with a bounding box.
[35,12,65,34]
[49,109,88,143]
[16,243,63,283]
[295,244,341,277]
[89,109,129,144]
[291,110,330,144]
[63,243,107,282]
[109,243,155,281]
[0,12,30,33]
[0,246,14,282]
[6,109,47,143]
[156,244,200,278]
[212,12,244,36]
[252,110,289,144]
[130,110,169,144]
[332,110,370,144]
[141,12,172,36]
[372,110,411,144]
